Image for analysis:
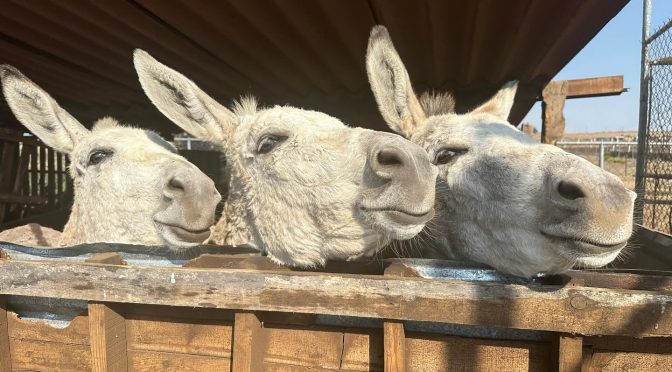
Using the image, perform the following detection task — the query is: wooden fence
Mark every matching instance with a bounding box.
[0,129,71,227]
[0,241,670,371]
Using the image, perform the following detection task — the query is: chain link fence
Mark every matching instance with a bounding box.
[636,1,672,233]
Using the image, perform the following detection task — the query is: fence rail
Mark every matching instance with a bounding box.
[0,129,71,225]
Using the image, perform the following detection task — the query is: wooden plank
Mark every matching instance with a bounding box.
[557,335,583,372]
[588,351,672,371]
[47,147,55,207]
[0,260,672,337]
[126,317,232,357]
[85,252,126,265]
[384,320,405,372]
[39,146,46,199]
[57,152,63,206]
[10,338,91,371]
[127,350,230,371]
[7,313,89,345]
[89,303,128,371]
[405,333,552,371]
[0,131,40,146]
[0,193,48,205]
[342,331,384,371]
[231,312,263,372]
[0,297,11,372]
[384,262,408,372]
[262,326,343,369]
[30,145,38,199]
[549,271,672,292]
[0,141,17,222]
[9,144,31,214]
[584,335,672,354]
[565,76,625,99]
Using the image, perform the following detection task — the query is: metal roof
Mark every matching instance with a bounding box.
[0,0,629,135]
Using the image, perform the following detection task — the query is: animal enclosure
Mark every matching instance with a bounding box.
[636,1,672,234]
[0,234,671,372]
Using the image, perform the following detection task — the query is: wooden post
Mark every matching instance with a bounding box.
[383,262,411,372]
[89,303,128,372]
[541,81,568,144]
[0,296,11,372]
[557,335,583,372]
[384,320,406,372]
[232,311,263,372]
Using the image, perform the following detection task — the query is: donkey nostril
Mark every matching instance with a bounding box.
[376,149,404,167]
[557,180,585,201]
[168,177,185,192]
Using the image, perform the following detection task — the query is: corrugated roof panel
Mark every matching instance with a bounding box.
[0,0,629,134]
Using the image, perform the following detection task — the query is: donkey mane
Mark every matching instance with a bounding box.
[232,95,259,117]
[419,91,455,116]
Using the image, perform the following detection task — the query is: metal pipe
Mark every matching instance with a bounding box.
[635,0,652,224]
[645,17,672,44]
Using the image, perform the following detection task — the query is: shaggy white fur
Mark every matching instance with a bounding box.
[0,65,221,248]
[134,49,438,267]
[366,26,636,277]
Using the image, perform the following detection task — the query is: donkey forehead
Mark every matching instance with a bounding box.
[245,106,347,134]
[416,113,533,149]
[85,126,178,155]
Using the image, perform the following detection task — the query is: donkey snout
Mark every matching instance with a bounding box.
[163,165,221,225]
[367,134,437,212]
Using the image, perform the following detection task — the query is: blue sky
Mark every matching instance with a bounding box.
[521,0,672,133]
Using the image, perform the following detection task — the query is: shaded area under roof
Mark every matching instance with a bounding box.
[0,0,629,136]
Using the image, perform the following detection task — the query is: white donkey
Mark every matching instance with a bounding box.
[0,66,221,248]
[366,26,636,277]
[133,50,438,268]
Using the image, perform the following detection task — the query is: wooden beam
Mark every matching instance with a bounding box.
[0,193,48,205]
[535,76,625,101]
[557,335,583,372]
[0,296,11,372]
[565,76,625,99]
[541,80,568,144]
[231,312,263,372]
[0,260,670,337]
[89,303,128,372]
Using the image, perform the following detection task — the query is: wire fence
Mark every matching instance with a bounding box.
[557,142,637,191]
[635,1,672,234]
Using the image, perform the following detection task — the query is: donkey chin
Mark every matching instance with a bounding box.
[540,225,632,269]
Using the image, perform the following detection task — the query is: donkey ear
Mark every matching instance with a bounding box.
[1,65,89,154]
[133,49,233,144]
[366,25,426,138]
[472,81,519,121]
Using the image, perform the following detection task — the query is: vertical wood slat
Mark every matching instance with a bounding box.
[0,296,12,372]
[39,145,46,199]
[557,335,583,372]
[89,303,128,372]
[30,145,38,199]
[384,320,405,372]
[0,141,18,223]
[383,262,409,372]
[232,311,263,372]
[56,152,63,206]
[47,147,55,207]
[10,144,31,214]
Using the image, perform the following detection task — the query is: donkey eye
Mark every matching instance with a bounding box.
[255,134,288,154]
[434,148,467,165]
[88,149,113,166]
